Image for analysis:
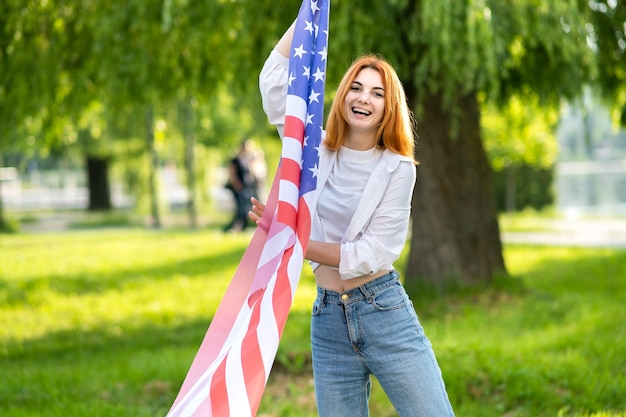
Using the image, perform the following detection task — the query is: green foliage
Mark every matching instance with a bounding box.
[329,0,598,117]
[414,0,499,98]
[483,92,560,170]
[3,0,624,153]
[0,213,19,233]
[585,0,626,122]
[487,0,595,105]
[2,0,623,172]
[1,227,625,416]
[481,91,560,212]
[0,1,59,147]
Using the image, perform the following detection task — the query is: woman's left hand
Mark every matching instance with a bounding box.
[249,197,266,225]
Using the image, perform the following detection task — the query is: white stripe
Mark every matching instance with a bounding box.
[288,241,306,290]
[168,358,217,416]
[258,226,294,268]
[278,179,300,213]
[281,136,303,168]
[285,94,307,120]
[168,350,224,417]
[257,242,305,383]
[257,273,281,383]
[168,301,255,417]
[225,342,252,417]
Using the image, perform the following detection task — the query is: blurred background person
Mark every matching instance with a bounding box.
[223,139,265,232]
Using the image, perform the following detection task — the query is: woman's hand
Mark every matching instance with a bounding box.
[248,197,266,225]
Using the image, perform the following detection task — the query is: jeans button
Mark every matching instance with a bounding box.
[341,293,349,301]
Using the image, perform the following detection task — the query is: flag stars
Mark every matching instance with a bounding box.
[312,67,325,82]
[293,44,307,59]
[285,2,327,196]
[317,46,327,61]
[309,90,320,103]
[309,163,320,179]
[310,0,320,14]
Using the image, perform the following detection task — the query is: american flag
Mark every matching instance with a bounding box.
[165,1,329,416]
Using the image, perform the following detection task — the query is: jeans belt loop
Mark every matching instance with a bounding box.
[358,283,374,303]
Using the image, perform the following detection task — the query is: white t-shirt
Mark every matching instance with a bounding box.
[316,146,383,243]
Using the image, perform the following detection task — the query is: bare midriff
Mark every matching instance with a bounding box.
[314,264,391,293]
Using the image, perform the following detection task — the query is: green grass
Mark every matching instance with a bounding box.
[1,226,625,416]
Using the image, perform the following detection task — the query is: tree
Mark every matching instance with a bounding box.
[82,0,262,226]
[0,1,121,215]
[0,0,272,229]
[0,0,78,227]
[586,0,626,125]
[326,0,625,287]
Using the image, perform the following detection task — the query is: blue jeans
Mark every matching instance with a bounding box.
[311,271,455,417]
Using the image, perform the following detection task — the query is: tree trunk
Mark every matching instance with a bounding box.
[183,101,198,228]
[0,182,7,231]
[0,166,19,232]
[405,91,506,289]
[146,106,161,228]
[506,165,516,213]
[86,156,112,211]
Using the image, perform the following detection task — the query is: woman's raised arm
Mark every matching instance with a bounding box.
[275,20,297,58]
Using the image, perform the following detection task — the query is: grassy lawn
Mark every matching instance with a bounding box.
[1,222,625,416]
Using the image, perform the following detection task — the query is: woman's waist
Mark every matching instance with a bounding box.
[314,265,392,292]
[316,269,400,304]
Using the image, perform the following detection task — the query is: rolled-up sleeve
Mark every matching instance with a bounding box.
[259,49,290,138]
[338,161,416,279]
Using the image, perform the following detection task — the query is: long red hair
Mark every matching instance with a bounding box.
[324,54,416,161]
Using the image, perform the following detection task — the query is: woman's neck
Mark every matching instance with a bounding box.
[343,129,377,150]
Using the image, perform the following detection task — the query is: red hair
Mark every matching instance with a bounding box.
[324,54,415,160]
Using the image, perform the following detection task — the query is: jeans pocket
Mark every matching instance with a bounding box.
[370,284,406,311]
[312,297,324,316]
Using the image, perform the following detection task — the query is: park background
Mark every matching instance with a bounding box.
[1,1,626,416]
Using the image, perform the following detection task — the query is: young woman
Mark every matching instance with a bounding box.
[251,18,455,417]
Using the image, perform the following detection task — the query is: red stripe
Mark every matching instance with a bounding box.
[284,115,305,143]
[242,290,267,417]
[277,200,298,230]
[273,247,295,338]
[209,357,230,417]
[296,198,312,247]
[279,157,301,186]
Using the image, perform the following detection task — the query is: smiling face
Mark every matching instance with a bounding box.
[325,54,414,158]
[343,67,385,138]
